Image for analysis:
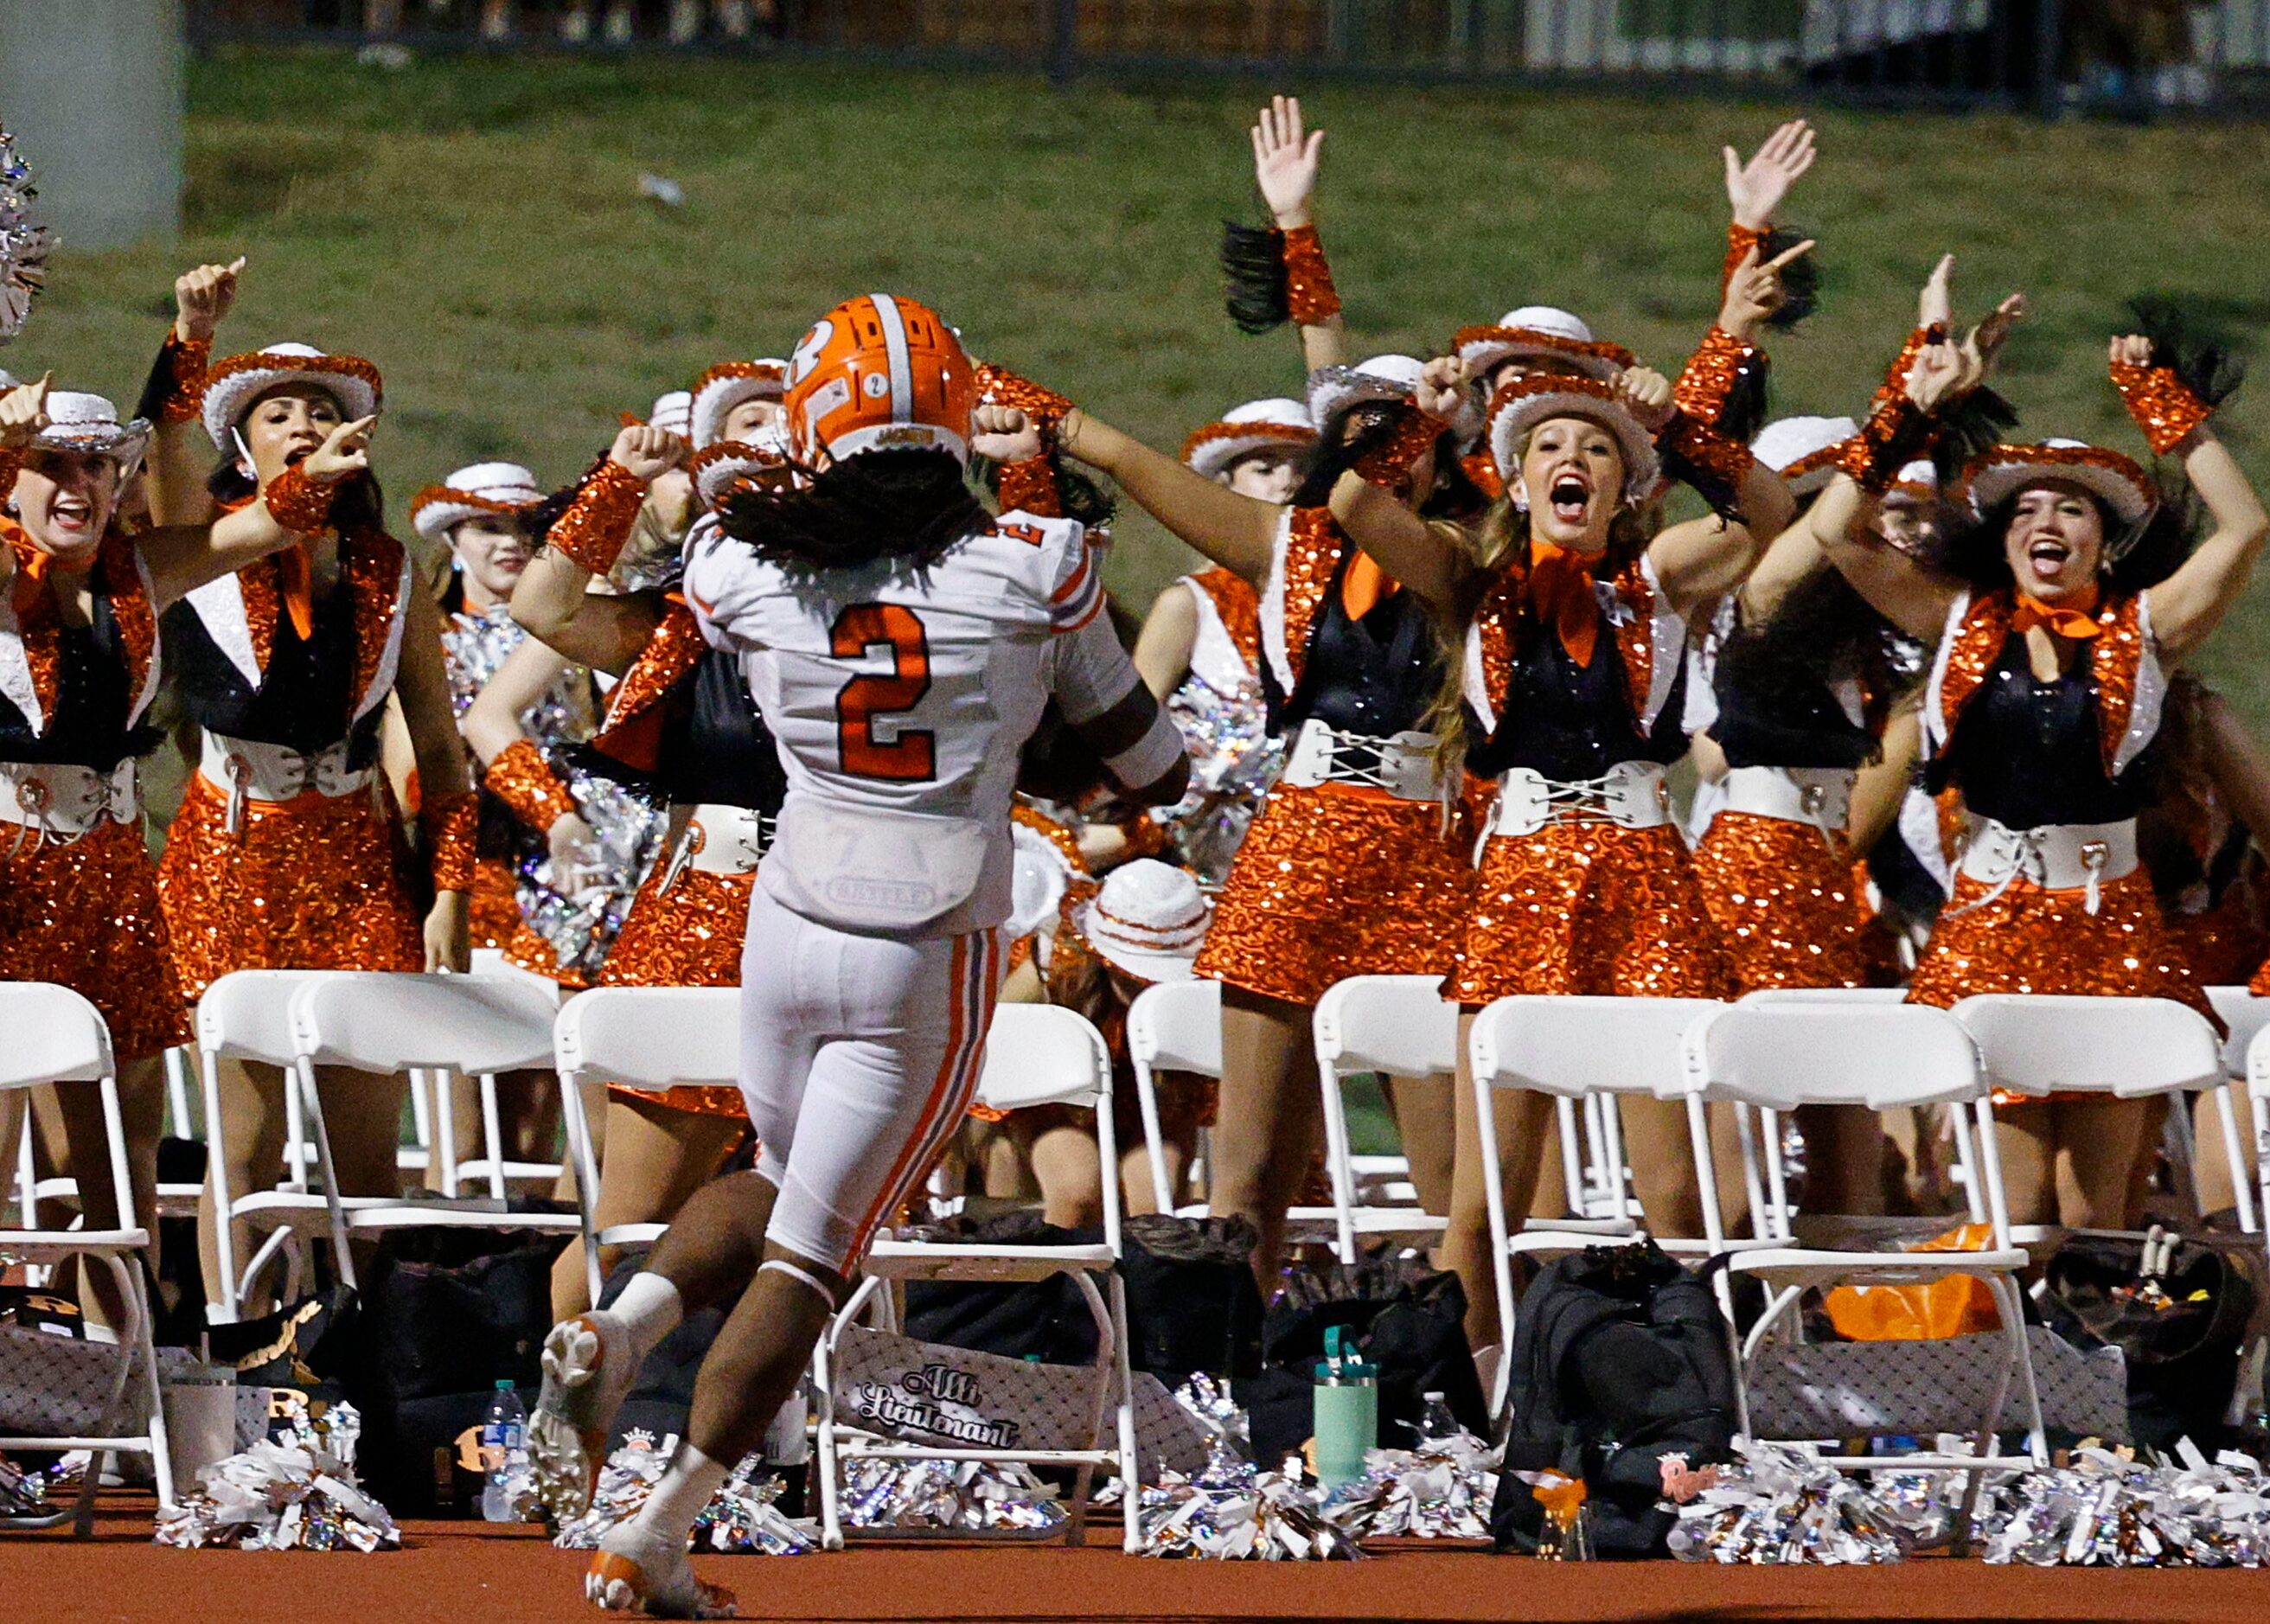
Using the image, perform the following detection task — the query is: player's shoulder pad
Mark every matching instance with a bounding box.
[679,514,780,643]
[986,508,1103,635]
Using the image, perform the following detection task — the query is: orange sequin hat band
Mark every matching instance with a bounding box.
[1453,325,1634,382]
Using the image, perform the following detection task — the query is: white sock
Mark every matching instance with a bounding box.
[623,1442,728,1550]
[604,1272,684,1363]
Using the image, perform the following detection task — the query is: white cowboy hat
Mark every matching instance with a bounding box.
[1455,306,1633,384]
[1181,397,1317,480]
[1076,859,1212,985]
[1008,818,1079,943]
[29,390,150,467]
[689,359,789,451]
[1306,355,1428,440]
[1959,438,2157,528]
[691,428,790,512]
[1487,373,1660,506]
[409,461,545,545]
[1751,414,1859,497]
[201,342,382,452]
[1888,458,1939,502]
[647,390,695,440]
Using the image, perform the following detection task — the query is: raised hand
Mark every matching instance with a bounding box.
[1415,355,1470,422]
[1963,293,2026,376]
[1720,238,1815,340]
[1918,254,1954,330]
[1723,118,1816,231]
[1251,93,1325,227]
[175,257,246,344]
[608,421,686,483]
[301,414,377,483]
[1616,365,1677,432]
[0,373,52,451]
[970,403,1044,464]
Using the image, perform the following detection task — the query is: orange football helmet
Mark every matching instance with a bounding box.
[783,294,977,468]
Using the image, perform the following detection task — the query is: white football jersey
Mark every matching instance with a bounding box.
[683,508,1135,933]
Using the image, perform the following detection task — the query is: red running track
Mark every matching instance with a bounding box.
[6,1506,2268,1622]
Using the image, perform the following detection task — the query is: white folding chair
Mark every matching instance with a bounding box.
[439,949,568,1198]
[1683,1001,2047,1480]
[2204,986,2270,1234]
[1125,978,1221,1217]
[289,973,579,1254]
[1313,975,1460,1264]
[553,987,745,1308]
[1467,995,1724,1416]
[196,969,355,1321]
[813,1004,1138,1552]
[1951,994,2224,1245]
[0,985,174,1530]
[1735,987,1920,1231]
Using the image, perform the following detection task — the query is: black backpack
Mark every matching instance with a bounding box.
[2039,1229,2258,1454]
[1491,1241,1736,1557]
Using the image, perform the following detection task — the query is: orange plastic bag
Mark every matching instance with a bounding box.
[1820,1223,2003,1340]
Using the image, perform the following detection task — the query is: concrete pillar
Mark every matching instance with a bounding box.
[0,0,184,251]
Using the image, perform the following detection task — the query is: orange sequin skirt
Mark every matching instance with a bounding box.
[1691,811,1871,993]
[157,773,424,1004]
[1193,782,1470,1008]
[0,815,190,1062]
[1448,821,1736,1006]
[1910,866,2213,1101]
[598,862,752,1117]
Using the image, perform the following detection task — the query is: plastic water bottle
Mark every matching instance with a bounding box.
[1416,1390,1461,1444]
[479,1380,528,1522]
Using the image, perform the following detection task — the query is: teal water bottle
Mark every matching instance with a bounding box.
[1312,1324,1378,1488]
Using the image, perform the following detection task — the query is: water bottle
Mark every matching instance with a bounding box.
[1416,1390,1460,1444]
[1311,1325,1378,1489]
[479,1380,528,1522]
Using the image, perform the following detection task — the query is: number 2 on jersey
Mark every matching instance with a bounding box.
[829,604,935,781]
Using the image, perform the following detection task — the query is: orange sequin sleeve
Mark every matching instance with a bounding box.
[1656,410,1758,521]
[422,790,480,892]
[1721,223,1768,296]
[1836,323,1944,492]
[994,457,1063,518]
[151,332,212,425]
[483,738,579,833]
[1281,224,1340,327]
[1352,406,1448,489]
[976,362,1076,433]
[546,459,646,574]
[1671,324,1761,429]
[2111,360,2213,457]
[261,465,340,535]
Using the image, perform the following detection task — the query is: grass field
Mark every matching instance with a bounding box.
[15,49,2270,714]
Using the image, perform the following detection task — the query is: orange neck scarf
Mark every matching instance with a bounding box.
[8,532,51,617]
[2011,583,2101,641]
[277,540,317,643]
[1340,551,1399,623]
[1527,540,1602,667]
